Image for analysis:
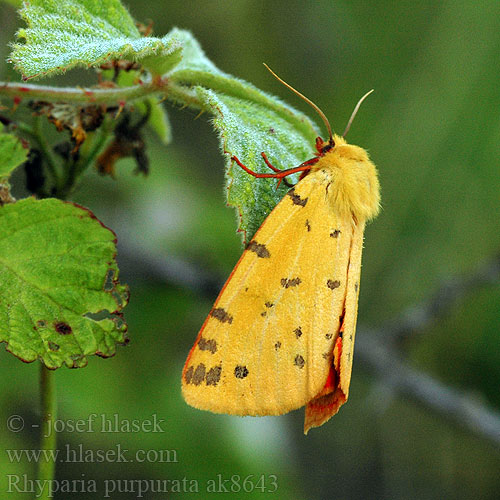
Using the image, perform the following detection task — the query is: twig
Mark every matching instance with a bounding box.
[116,236,223,298]
[31,116,61,190]
[0,80,164,105]
[356,331,500,446]
[0,79,205,111]
[357,252,500,446]
[381,252,500,343]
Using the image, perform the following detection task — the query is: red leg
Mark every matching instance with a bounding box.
[261,152,282,173]
[261,153,293,187]
[231,153,318,184]
[231,155,281,178]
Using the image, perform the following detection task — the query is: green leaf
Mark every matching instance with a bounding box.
[199,88,319,241]
[130,96,171,144]
[166,28,224,78]
[166,29,320,240]
[9,0,183,80]
[141,96,172,144]
[0,127,29,178]
[0,198,128,369]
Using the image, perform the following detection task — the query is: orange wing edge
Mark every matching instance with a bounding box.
[303,335,346,434]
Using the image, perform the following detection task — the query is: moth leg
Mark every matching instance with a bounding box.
[260,153,294,188]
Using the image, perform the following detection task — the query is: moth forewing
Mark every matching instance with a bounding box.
[182,121,380,434]
[182,173,352,417]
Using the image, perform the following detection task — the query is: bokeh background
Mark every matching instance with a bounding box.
[1,0,500,498]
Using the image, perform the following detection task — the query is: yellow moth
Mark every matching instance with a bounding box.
[182,66,380,434]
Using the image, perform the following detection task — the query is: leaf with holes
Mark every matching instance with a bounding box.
[0,198,129,369]
[9,0,182,80]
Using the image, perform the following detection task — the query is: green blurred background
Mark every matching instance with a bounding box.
[1,0,500,498]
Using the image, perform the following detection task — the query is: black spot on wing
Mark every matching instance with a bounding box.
[325,332,333,340]
[305,219,311,231]
[354,282,359,292]
[192,364,206,385]
[330,229,341,238]
[294,354,305,369]
[327,279,341,290]
[234,365,249,379]
[184,366,194,384]
[265,302,274,308]
[247,240,271,258]
[206,365,222,386]
[210,307,233,324]
[294,327,303,338]
[287,188,308,207]
[274,341,282,350]
[198,337,217,354]
[281,277,302,288]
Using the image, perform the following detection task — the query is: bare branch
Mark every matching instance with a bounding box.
[0,80,164,105]
[116,237,223,298]
[382,252,500,343]
[356,331,500,447]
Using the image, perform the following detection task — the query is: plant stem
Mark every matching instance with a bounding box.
[32,116,61,190]
[0,78,208,112]
[38,365,57,500]
[0,79,168,105]
[56,120,113,199]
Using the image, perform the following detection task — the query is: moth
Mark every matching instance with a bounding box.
[182,66,380,433]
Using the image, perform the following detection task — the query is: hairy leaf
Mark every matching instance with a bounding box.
[164,29,318,241]
[9,0,182,80]
[0,198,129,369]
[198,88,319,241]
[166,30,320,240]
